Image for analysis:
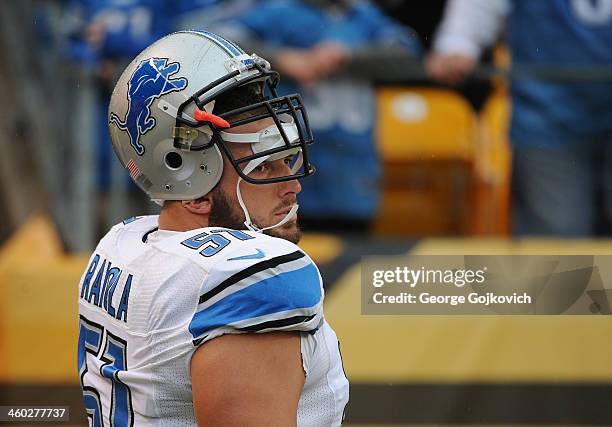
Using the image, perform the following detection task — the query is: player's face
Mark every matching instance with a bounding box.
[209,118,303,243]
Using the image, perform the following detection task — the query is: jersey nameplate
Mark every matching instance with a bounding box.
[80,254,132,323]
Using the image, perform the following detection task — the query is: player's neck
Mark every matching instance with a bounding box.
[158,202,209,232]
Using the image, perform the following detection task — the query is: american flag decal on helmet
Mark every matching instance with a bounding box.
[126,159,142,179]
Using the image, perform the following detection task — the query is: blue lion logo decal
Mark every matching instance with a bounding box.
[110,57,188,156]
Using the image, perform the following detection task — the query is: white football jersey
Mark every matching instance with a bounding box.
[77,216,349,426]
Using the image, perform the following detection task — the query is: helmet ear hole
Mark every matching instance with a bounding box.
[165,152,183,170]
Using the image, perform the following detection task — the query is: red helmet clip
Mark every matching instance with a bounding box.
[194,108,230,128]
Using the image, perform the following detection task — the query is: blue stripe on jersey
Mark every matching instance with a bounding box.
[192,30,242,57]
[189,262,321,339]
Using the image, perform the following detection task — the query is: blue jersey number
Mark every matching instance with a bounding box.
[78,316,134,426]
[181,229,253,257]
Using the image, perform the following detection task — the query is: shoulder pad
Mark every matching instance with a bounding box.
[172,229,324,345]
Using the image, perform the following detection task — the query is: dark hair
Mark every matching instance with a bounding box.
[212,82,265,116]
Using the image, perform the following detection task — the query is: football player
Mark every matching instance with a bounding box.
[77,30,349,426]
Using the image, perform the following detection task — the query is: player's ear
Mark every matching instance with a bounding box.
[182,195,212,215]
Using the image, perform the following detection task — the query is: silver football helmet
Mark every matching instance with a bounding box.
[108,30,314,207]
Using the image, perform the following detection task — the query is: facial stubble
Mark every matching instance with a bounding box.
[208,186,302,244]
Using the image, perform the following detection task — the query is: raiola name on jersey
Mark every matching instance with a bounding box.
[77,216,348,426]
[79,253,133,323]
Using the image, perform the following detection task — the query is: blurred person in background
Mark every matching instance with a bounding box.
[63,0,175,63]
[426,0,612,236]
[218,0,421,233]
[375,0,494,111]
[174,0,255,33]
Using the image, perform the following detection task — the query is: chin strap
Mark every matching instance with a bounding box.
[235,177,298,232]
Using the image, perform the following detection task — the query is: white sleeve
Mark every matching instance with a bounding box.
[433,0,511,58]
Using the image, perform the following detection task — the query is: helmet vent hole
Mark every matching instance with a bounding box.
[165,152,183,170]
